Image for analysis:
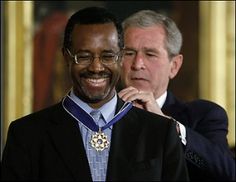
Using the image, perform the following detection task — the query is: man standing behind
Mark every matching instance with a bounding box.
[1,7,189,181]
[119,10,235,180]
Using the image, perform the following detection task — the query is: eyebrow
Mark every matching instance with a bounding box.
[142,47,160,54]
[74,49,91,53]
[124,47,160,54]
[74,49,118,55]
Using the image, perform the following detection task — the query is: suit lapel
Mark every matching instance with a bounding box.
[48,104,91,180]
[107,98,140,180]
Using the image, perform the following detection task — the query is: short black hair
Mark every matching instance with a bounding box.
[63,6,123,50]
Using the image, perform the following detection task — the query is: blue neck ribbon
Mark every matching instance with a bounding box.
[62,95,132,132]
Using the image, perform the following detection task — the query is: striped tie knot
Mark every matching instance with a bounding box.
[90,110,104,127]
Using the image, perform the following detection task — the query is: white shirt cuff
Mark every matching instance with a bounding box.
[177,121,187,145]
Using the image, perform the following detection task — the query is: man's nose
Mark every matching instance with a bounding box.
[131,52,146,70]
[88,57,105,72]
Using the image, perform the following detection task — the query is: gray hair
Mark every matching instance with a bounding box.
[122,10,182,58]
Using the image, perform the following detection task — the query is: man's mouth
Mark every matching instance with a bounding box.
[79,71,112,91]
[86,78,108,86]
[131,77,147,81]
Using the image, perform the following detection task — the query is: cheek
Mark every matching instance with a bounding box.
[70,66,77,77]
[120,65,129,81]
[121,61,131,74]
[70,65,82,81]
[152,66,169,82]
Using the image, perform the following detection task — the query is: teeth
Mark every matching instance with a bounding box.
[87,78,106,84]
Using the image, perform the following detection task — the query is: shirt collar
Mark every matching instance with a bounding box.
[156,91,167,108]
[69,89,117,123]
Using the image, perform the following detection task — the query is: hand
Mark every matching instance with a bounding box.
[119,86,180,134]
[118,86,166,117]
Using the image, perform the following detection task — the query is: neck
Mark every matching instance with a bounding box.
[154,88,168,100]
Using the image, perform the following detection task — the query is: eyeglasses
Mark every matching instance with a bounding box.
[66,49,121,66]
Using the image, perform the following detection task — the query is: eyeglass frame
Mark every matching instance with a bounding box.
[66,48,123,65]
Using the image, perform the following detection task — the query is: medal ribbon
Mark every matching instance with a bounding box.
[62,95,132,132]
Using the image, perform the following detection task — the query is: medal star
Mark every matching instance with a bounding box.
[90,132,109,151]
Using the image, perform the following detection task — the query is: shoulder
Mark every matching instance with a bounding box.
[8,103,63,132]
[167,91,227,115]
[187,99,224,109]
[167,91,225,111]
[127,106,180,146]
[186,99,227,117]
[165,92,228,124]
[129,106,174,128]
[4,103,65,154]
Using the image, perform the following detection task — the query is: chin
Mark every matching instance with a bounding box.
[80,94,104,103]
[130,83,147,90]
[86,89,113,102]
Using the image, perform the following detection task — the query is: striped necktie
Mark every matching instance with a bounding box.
[88,110,107,181]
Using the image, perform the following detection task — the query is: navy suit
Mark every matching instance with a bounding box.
[2,97,189,181]
[162,91,235,180]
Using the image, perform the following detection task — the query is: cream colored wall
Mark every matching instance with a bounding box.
[199,1,235,147]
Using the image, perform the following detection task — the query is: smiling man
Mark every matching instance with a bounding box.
[65,22,121,107]
[1,7,189,181]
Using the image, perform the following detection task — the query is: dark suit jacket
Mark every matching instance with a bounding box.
[162,91,235,181]
[2,97,189,181]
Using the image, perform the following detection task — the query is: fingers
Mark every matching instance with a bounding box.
[132,101,145,109]
[119,87,154,104]
[118,86,140,102]
[118,86,137,96]
[118,86,165,115]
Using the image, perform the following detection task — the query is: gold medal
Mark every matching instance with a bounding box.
[90,128,109,151]
[63,95,132,152]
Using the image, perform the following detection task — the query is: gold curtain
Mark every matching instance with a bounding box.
[2,1,33,144]
[199,1,235,147]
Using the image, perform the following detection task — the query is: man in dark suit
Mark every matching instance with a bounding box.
[1,7,189,181]
[118,10,235,180]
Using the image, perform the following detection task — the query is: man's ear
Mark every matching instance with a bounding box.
[169,54,183,79]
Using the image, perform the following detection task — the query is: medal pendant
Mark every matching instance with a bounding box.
[90,129,109,151]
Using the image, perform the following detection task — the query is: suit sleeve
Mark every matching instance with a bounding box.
[184,102,235,180]
[162,121,189,181]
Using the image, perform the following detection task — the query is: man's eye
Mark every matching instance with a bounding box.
[146,52,157,57]
[102,54,116,61]
[124,51,135,56]
[77,55,91,59]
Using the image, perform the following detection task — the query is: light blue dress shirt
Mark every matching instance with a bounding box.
[70,90,117,181]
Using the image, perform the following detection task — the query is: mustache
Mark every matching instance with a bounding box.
[129,72,148,80]
[80,71,111,78]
